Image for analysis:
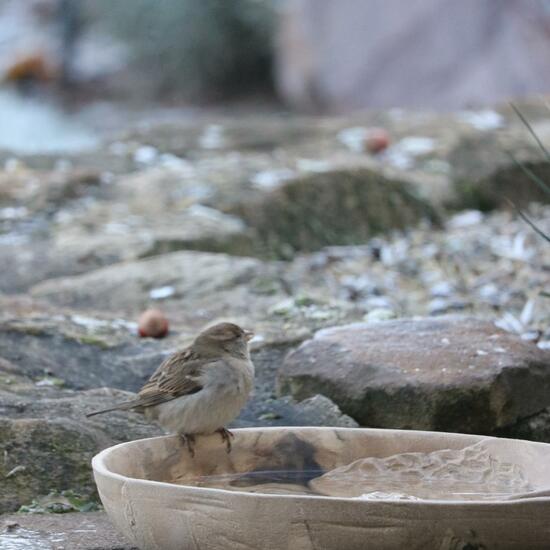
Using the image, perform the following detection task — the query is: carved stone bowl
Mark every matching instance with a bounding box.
[92,427,550,549]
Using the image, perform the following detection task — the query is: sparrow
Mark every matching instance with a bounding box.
[86,322,255,456]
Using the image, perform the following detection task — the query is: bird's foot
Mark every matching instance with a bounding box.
[216,427,235,453]
[179,433,196,457]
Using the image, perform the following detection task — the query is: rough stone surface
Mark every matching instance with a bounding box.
[292,394,359,428]
[233,168,438,257]
[0,385,162,513]
[0,167,101,212]
[0,302,355,513]
[0,511,135,550]
[279,317,550,433]
[0,239,107,294]
[26,250,365,337]
[0,315,165,391]
[50,165,254,258]
[499,407,550,444]
[30,250,280,316]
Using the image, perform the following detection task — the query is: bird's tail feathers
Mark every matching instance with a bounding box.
[85,400,139,418]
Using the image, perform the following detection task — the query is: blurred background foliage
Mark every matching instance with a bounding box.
[89,0,277,100]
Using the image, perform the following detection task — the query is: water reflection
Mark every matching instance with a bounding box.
[181,442,531,501]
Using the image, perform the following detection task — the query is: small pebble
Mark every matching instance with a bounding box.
[447,210,483,229]
[134,145,158,164]
[149,286,176,300]
[430,281,455,298]
[521,330,541,342]
[364,307,396,322]
[259,412,281,421]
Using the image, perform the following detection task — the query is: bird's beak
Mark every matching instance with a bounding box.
[243,329,255,341]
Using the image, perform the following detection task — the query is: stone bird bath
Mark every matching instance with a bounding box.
[92,427,550,549]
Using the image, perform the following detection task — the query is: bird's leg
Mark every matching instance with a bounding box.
[216,427,235,453]
[179,433,196,457]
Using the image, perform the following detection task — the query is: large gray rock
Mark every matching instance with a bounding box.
[0,164,254,292]
[0,383,162,513]
[279,317,550,434]
[0,167,101,212]
[27,250,364,337]
[30,250,283,318]
[292,394,358,428]
[232,168,438,258]
[0,300,361,513]
[51,164,437,261]
[49,166,254,260]
[499,407,550,444]
[0,239,107,294]
[0,315,165,392]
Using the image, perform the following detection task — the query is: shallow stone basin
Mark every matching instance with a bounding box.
[92,427,550,549]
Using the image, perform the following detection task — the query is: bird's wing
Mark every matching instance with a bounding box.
[132,348,209,409]
[86,348,211,417]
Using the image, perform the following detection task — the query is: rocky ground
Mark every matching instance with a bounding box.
[0,99,549,548]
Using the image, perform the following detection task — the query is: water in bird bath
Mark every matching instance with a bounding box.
[310,442,531,500]
[181,469,324,496]
[180,442,531,501]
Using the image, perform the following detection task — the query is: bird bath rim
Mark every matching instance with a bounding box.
[91,426,550,506]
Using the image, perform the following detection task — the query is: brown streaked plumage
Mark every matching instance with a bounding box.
[86,322,255,455]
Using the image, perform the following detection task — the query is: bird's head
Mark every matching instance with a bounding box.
[193,322,254,358]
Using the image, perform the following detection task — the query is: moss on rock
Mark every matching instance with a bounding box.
[0,418,97,513]
[233,169,438,258]
[454,161,550,211]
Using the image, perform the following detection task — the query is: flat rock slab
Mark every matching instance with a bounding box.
[0,511,134,550]
[0,315,166,392]
[26,250,363,335]
[279,317,550,433]
[29,250,282,318]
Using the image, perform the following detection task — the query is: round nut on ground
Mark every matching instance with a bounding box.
[138,309,169,338]
[365,128,390,154]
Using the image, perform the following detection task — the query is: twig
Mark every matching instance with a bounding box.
[505,150,550,196]
[510,103,550,163]
[505,198,550,243]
